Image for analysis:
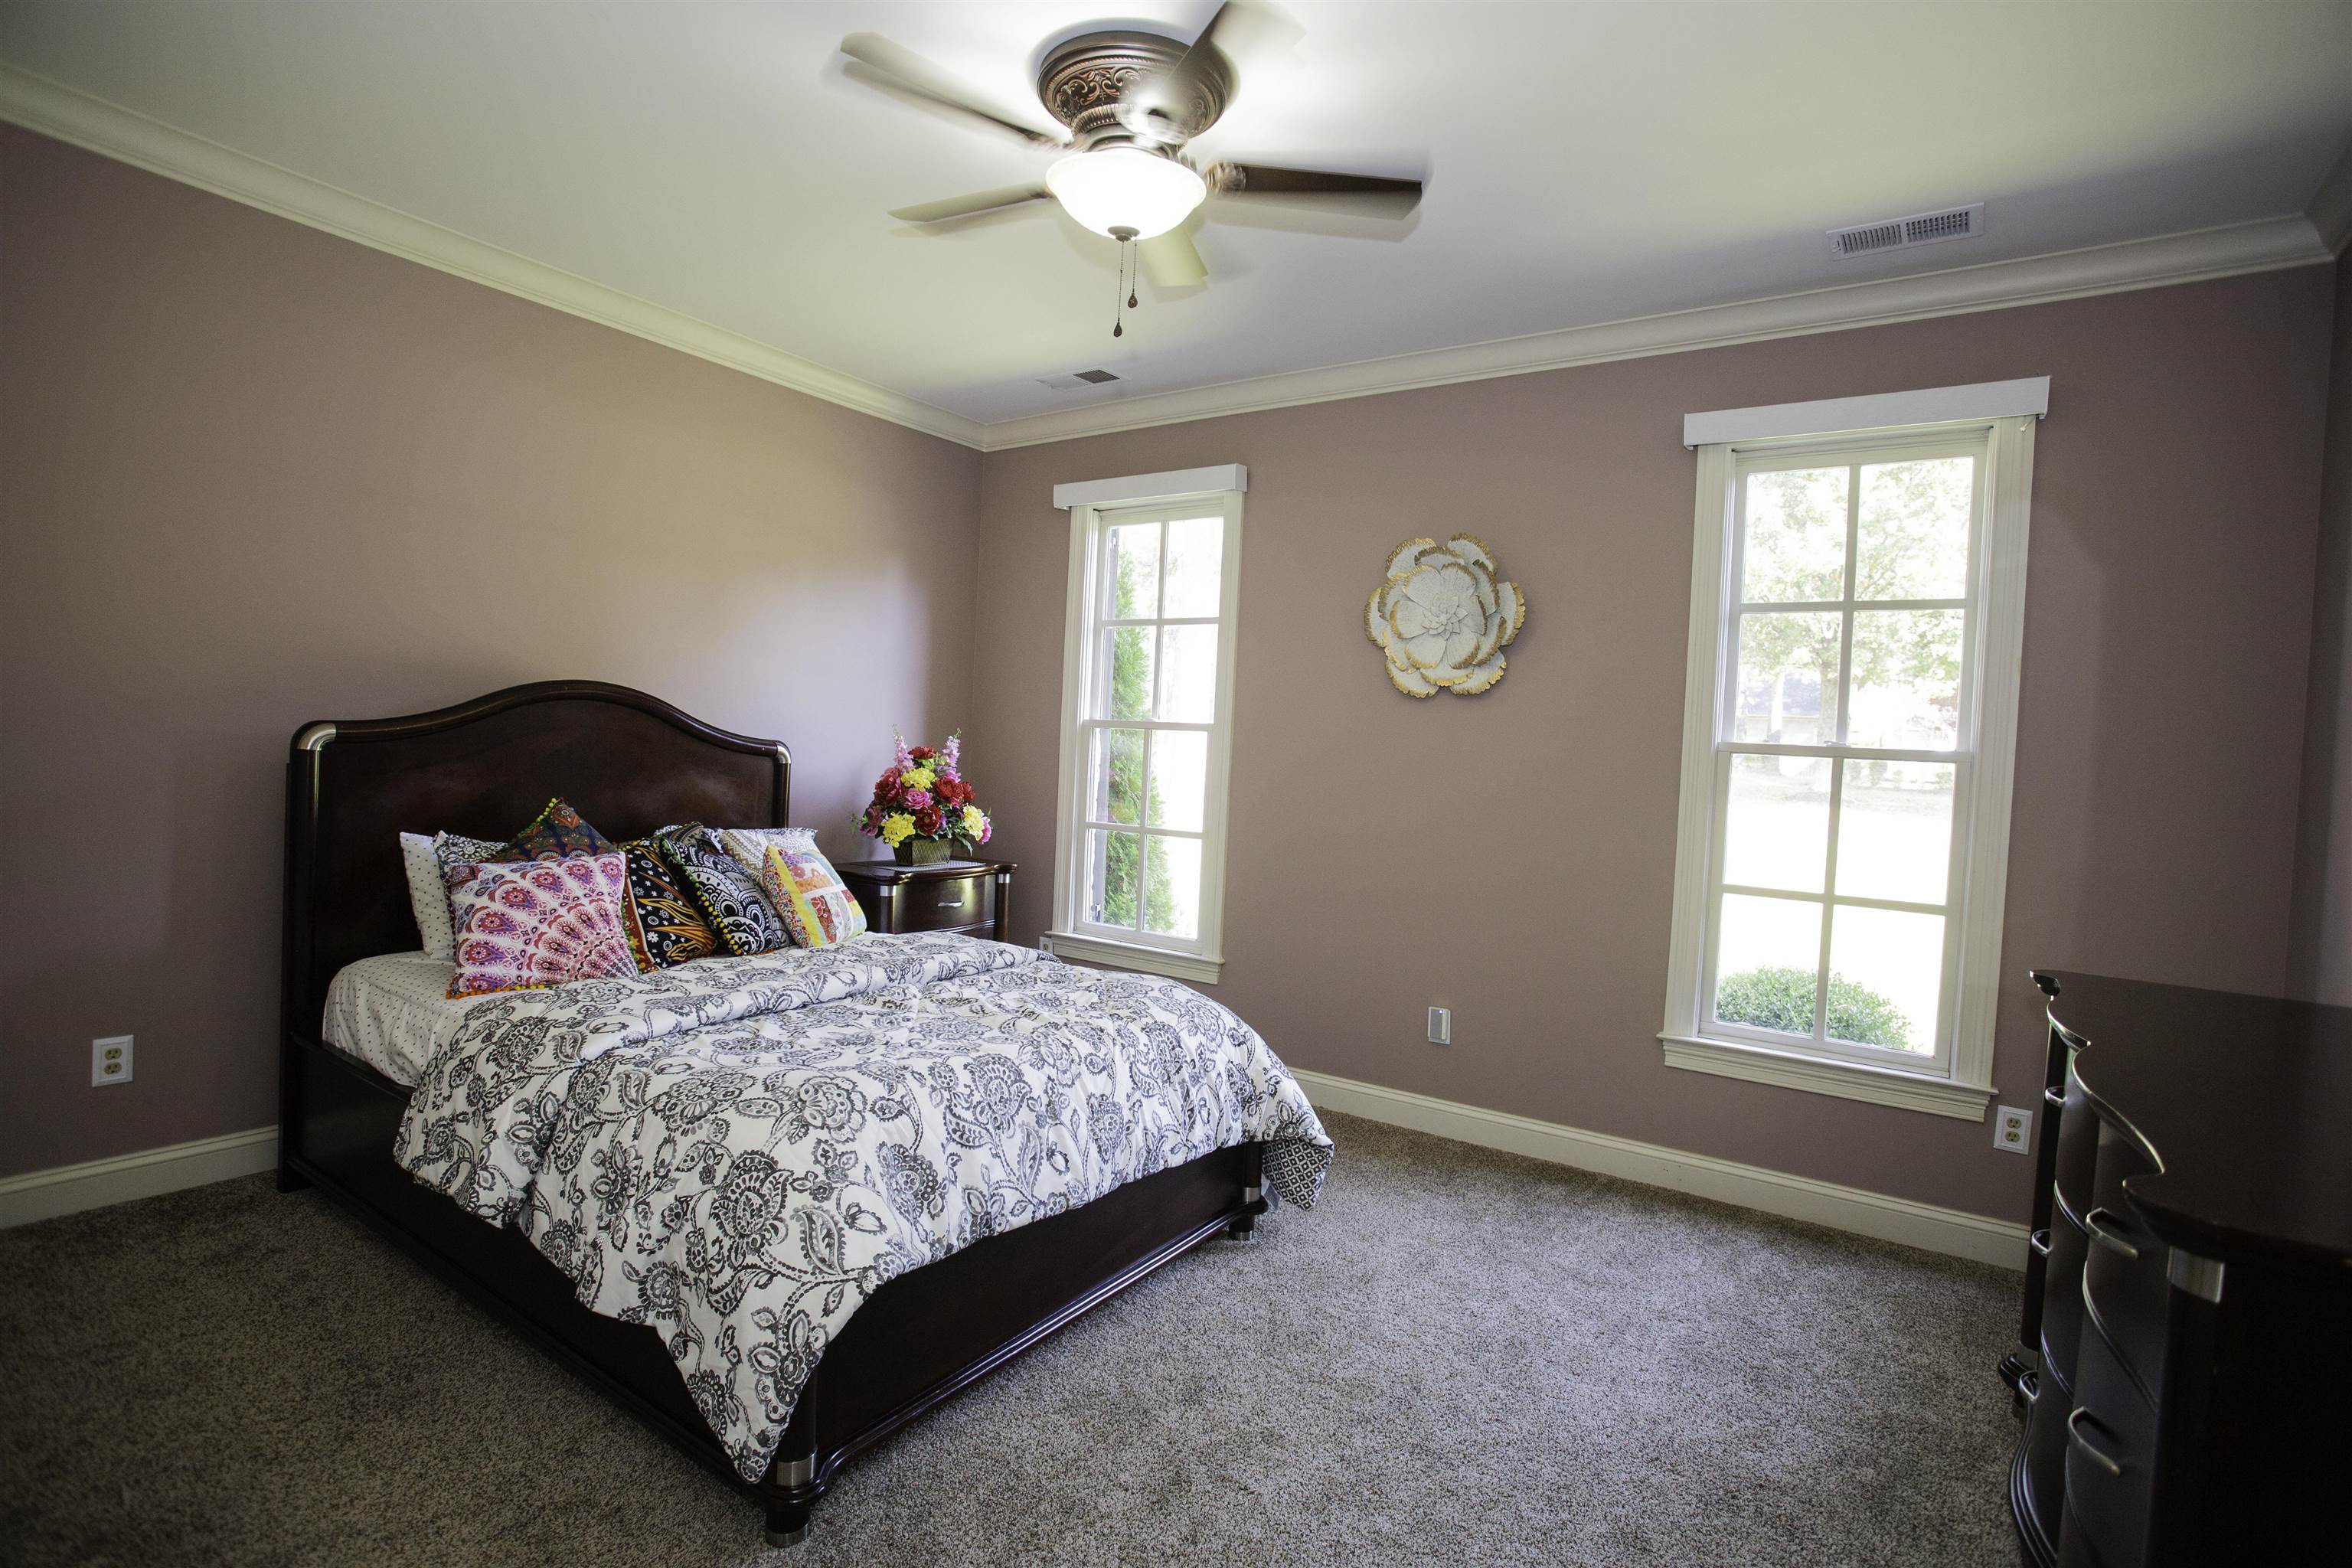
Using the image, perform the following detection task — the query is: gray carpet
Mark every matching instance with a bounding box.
[2,1112,2022,1566]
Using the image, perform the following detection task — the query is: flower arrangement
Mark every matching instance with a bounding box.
[857,730,991,861]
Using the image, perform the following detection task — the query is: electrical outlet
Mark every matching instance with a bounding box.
[92,1035,133,1087]
[1992,1102,2031,1154]
[1427,1007,1451,1045]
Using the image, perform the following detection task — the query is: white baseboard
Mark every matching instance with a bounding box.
[1291,1069,2027,1269]
[0,1126,278,1229]
[2,1083,2026,1266]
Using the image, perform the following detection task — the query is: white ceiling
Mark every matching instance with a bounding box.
[4,1,2350,430]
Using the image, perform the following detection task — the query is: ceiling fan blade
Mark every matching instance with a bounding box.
[888,185,1054,225]
[839,34,1065,148]
[1119,0,1300,143]
[1177,1,1302,90]
[1208,162,1423,216]
[1140,230,1209,288]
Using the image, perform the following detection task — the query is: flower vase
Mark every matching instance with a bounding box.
[895,838,955,866]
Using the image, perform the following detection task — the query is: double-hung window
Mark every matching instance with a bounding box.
[1661,383,2043,1118]
[1047,466,1245,985]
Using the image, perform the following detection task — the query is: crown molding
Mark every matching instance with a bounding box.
[977,214,2331,450]
[0,63,988,450]
[7,61,2334,460]
[2310,137,2352,256]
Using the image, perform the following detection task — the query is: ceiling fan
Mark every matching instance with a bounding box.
[838,0,1423,297]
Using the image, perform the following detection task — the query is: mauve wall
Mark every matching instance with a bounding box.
[0,127,981,1178]
[2290,251,2352,1005]
[974,266,2334,1223]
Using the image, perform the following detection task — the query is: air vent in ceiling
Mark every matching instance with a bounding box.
[1035,368,1123,391]
[1828,203,1984,259]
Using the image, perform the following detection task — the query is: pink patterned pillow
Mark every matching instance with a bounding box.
[444,852,638,999]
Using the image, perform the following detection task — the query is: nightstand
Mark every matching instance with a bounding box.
[838,859,1017,942]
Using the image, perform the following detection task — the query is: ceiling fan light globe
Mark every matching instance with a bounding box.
[1046,149,1206,240]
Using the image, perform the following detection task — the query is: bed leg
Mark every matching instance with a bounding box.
[1227,1143,1264,1239]
[763,1501,810,1549]
[763,1447,817,1548]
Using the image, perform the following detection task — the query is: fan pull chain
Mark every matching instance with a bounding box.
[1111,226,1138,338]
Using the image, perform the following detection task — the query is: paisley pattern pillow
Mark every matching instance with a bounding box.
[754,838,868,951]
[412,831,505,959]
[711,826,808,877]
[621,837,724,970]
[659,828,788,958]
[499,798,616,861]
[431,829,506,877]
[444,852,637,998]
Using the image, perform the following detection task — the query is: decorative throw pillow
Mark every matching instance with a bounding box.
[658,827,788,958]
[498,797,616,861]
[406,830,504,960]
[620,835,724,971]
[400,832,458,960]
[711,825,808,878]
[416,805,612,960]
[432,829,507,876]
[444,852,637,998]
[753,837,869,951]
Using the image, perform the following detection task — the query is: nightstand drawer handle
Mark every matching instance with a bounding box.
[939,897,964,908]
[2083,1207,2141,1261]
[2066,1408,2125,1477]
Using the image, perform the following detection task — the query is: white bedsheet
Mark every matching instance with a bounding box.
[321,951,473,1086]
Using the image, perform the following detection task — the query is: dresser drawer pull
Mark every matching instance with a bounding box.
[938,897,965,908]
[2082,1207,2141,1261]
[2066,1408,2125,1477]
[2029,1228,2052,1259]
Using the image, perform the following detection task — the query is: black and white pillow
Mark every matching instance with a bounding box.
[619,835,724,970]
[658,826,788,957]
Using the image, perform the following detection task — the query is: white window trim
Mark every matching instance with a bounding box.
[1682,378,2049,448]
[1660,395,2039,1120]
[1045,469,1247,985]
[1052,464,1247,511]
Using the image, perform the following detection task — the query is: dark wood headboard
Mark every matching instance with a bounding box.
[279,681,790,1053]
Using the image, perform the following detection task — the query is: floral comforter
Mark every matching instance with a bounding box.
[394,932,1332,1481]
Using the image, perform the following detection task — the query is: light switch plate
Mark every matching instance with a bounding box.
[93,1035,133,1087]
[1992,1102,2030,1154]
[1427,1007,1451,1045]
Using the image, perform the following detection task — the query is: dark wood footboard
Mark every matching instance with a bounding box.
[281,1033,1264,1541]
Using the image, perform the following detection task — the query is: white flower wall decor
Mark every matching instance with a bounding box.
[1364,534,1527,697]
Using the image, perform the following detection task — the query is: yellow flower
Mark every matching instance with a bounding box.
[901,766,937,791]
[960,805,986,838]
[879,812,916,847]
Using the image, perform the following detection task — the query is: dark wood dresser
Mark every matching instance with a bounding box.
[838,858,1016,943]
[2004,972,2352,1566]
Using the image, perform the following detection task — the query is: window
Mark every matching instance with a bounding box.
[1662,384,2041,1118]
[1047,466,1246,984]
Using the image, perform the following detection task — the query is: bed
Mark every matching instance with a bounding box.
[277,680,1330,1544]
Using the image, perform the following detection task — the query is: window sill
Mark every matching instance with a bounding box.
[1043,932,1222,986]
[1660,1033,1993,1121]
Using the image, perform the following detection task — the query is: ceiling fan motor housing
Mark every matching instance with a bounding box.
[1037,31,1230,151]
